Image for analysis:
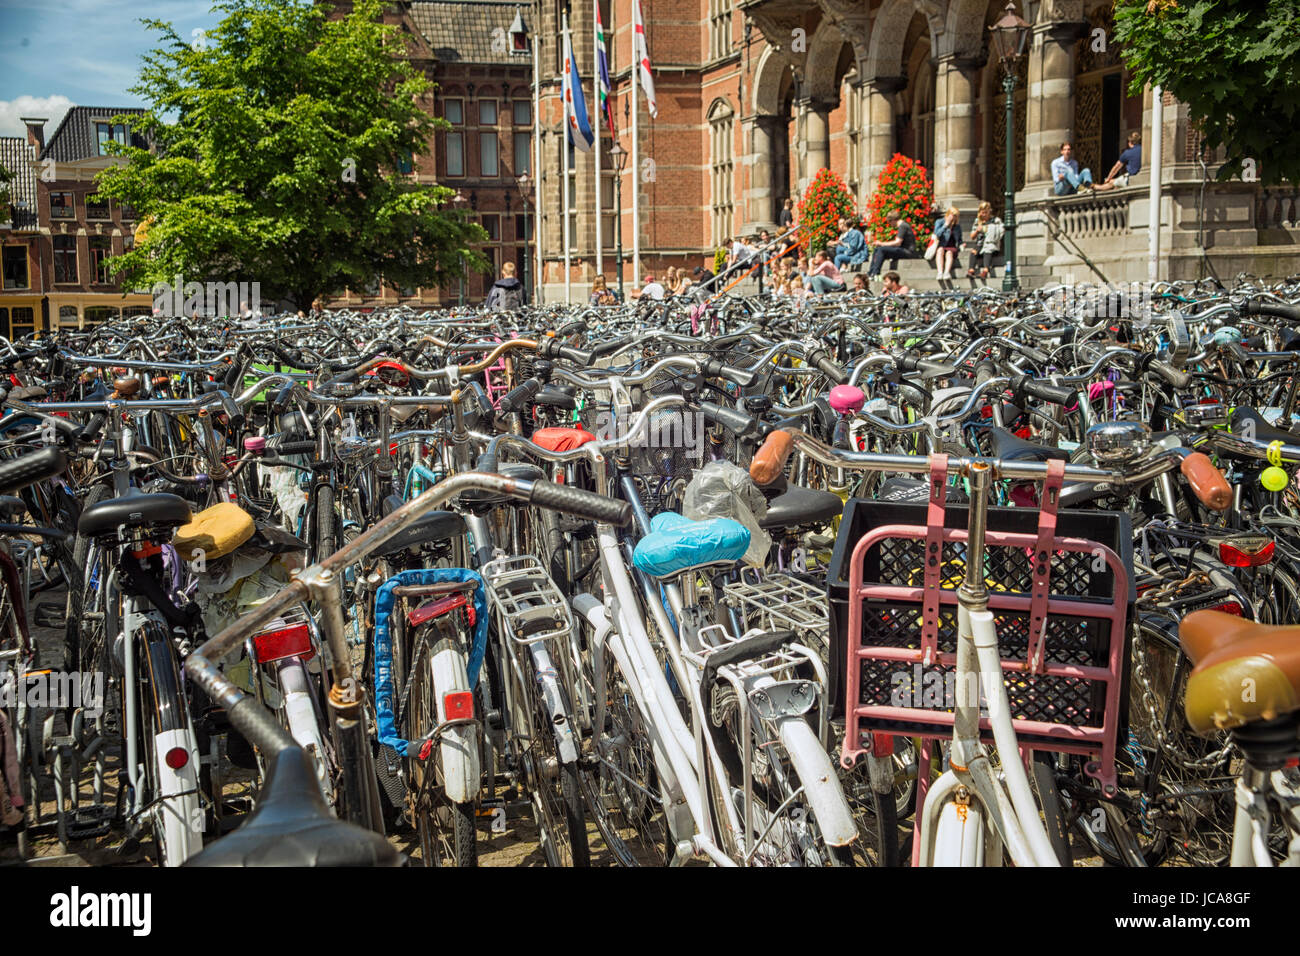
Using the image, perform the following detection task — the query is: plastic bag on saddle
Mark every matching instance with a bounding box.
[682,460,771,567]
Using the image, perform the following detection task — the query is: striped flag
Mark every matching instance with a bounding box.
[632,0,657,119]
[562,25,594,152]
[595,4,614,133]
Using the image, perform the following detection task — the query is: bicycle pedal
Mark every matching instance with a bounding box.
[33,603,66,629]
[65,805,113,840]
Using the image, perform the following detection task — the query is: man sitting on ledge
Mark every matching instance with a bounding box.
[1051,141,1093,196]
[865,209,919,278]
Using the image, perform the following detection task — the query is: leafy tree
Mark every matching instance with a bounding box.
[866,154,934,249]
[0,162,11,222]
[797,168,858,256]
[1115,0,1300,184]
[95,0,486,309]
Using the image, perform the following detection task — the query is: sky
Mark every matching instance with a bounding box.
[0,0,222,138]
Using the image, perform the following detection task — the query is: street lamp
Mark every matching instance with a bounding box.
[990,1,1030,292]
[516,171,533,301]
[609,140,628,299]
[452,190,468,306]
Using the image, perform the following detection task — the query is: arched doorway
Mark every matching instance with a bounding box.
[897,15,935,173]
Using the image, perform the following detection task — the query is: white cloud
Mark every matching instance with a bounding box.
[0,94,75,139]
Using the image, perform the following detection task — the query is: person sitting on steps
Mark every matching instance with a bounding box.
[964,201,1005,279]
[833,216,868,271]
[866,209,920,277]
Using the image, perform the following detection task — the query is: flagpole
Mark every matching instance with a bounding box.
[562,11,572,305]
[593,1,603,278]
[630,1,641,289]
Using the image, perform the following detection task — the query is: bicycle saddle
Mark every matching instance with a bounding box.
[375,494,466,556]
[78,489,193,539]
[185,747,401,867]
[632,511,750,578]
[982,426,1069,463]
[531,426,597,452]
[1179,610,1300,734]
[1230,407,1300,446]
[758,484,842,531]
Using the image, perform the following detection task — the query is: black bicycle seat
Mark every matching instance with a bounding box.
[982,426,1069,463]
[759,484,843,531]
[78,489,193,538]
[184,747,401,867]
[1231,407,1300,446]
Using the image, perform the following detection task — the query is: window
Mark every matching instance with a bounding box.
[709,100,735,246]
[2,246,29,290]
[123,305,152,318]
[445,99,463,125]
[513,100,531,125]
[53,235,78,283]
[480,214,500,241]
[479,100,498,126]
[84,306,119,324]
[513,132,531,175]
[480,132,499,177]
[50,192,74,219]
[515,213,531,241]
[58,305,80,326]
[90,236,112,284]
[86,195,110,220]
[396,150,414,175]
[446,132,465,177]
[709,0,732,60]
[96,122,128,156]
[0,307,36,340]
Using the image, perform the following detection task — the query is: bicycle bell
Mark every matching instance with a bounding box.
[1086,420,1152,465]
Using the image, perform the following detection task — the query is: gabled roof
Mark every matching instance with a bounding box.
[409,1,530,65]
[0,137,38,231]
[40,106,148,163]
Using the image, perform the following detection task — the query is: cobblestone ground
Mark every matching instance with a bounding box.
[3,590,1100,868]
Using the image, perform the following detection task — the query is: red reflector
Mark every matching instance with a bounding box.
[1209,601,1244,617]
[1219,540,1275,568]
[408,592,470,628]
[444,690,474,721]
[252,622,314,664]
[165,747,189,770]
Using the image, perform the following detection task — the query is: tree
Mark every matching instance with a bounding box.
[1115,0,1300,184]
[797,168,858,257]
[866,154,934,249]
[94,0,486,310]
[0,162,11,223]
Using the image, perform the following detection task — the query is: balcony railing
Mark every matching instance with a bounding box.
[1257,186,1300,230]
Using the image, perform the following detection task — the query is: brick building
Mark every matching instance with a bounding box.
[0,108,152,335]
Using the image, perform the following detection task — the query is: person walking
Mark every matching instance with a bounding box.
[485,261,525,310]
[1051,141,1094,196]
[866,209,920,277]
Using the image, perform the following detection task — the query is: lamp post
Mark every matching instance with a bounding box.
[516,171,533,301]
[609,140,628,299]
[452,190,468,306]
[990,1,1030,293]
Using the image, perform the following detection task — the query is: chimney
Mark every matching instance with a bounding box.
[20,117,47,152]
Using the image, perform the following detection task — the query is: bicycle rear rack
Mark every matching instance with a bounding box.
[480,555,573,645]
[723,572,830,661]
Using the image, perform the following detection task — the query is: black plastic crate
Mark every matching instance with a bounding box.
[826,498,1135,724]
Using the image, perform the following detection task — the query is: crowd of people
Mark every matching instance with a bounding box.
[549,135,1143,308]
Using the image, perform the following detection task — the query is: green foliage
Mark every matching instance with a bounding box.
[94,0,486,309]
[797,168,859,256]
[0,162,10,221]
[866,154,933,252]
[1115,0,1300,184]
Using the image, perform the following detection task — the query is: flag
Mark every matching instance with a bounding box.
[562,27,595,152]
[595,5,614,134]
[632,0,657,118]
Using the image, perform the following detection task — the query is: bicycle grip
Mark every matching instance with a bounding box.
[701,358,757,388]
[700,401,756,437]
[1180,452,1231,512]
[750,429,794,486]
[226,694,297,756]
[0,445,67,494]
[1243,299,1300,323]
[1149,360,1191,389]
[528,480,632,527]
[498,379,540,415]
[274,440,317,457]
[1013,374,1075,406]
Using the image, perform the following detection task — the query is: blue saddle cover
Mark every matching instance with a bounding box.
[632,512,751,578]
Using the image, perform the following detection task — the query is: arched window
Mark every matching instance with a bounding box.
[912,62,935,173]
[709,100,735,246]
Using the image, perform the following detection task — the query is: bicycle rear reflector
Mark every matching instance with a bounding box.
[165,747,190,770]
[1218,538,1275,568]
[253,622,314,664]
[444,691,474,721]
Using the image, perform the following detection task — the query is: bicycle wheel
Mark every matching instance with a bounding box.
[65,484,111,673]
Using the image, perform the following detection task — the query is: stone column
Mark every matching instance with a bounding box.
[934,54,981,210]
[861,77,903,198]
[800,97,831,186]
[1024,21,1079,190]
[743,114,780,233]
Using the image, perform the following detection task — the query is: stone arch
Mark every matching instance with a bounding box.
[752,46,794,116]
[803,19,852,100]
[865,0,945,80]
[943,0,998,59]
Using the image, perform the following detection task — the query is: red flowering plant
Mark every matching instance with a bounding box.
[796,167,859,257]
[865,154,934,250]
